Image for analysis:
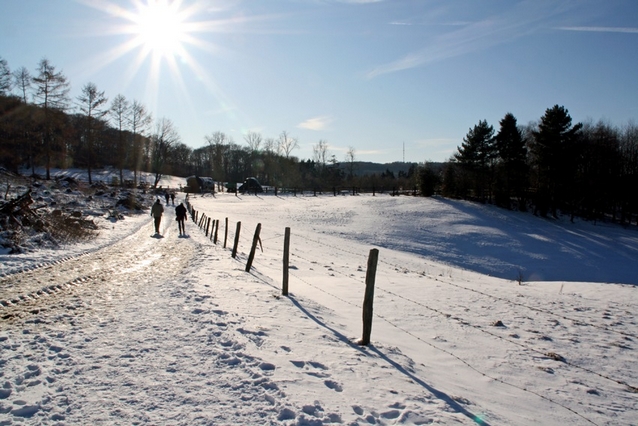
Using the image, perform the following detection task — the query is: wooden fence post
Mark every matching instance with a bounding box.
[359,248,379,346]
[210,219,215,241]
[282,227,290,296]
[206,217,211,236]
[214,219,219,243]
[245,223,262,272]
[232,222,241,258]
[223,218,229,248]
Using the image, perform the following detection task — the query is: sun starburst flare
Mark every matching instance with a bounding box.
[76,0,254,127]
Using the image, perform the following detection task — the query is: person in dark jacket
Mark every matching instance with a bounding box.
[151,199,164,234]
[175,202,187,236]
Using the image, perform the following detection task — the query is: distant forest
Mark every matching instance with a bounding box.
[2,56,638,225]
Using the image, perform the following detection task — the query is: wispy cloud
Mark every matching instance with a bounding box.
[366,1,573,78]
[556,26,638,34]
[297,116,333,131]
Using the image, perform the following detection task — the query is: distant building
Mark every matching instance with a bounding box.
[185,176,215,193]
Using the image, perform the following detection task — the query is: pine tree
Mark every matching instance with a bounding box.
[531,105,582,217]
[495,113,528,209]
[455,119,496,201]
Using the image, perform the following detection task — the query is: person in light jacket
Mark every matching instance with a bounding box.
[150,199,164,234]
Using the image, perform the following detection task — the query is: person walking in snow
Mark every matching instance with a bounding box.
[151,198,164,235]
[170,192,175,205]
[164,191,170,205]
[175,202,187,236]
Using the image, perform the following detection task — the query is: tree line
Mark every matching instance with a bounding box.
[2,56,637,224]
[0,56,364,191]
[442,106,638,225]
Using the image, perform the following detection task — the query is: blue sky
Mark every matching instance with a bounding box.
[1,0,637,163]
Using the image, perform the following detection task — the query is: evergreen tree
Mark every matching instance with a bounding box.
[619,123,638,224]
[495,113,528,209]
[441,161,459,198]
[578,121,620,221]
[455,119,496,201]
[418,163,439,197]
[531,105,582,217]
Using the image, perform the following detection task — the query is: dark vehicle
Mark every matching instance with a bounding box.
[238,177,263,194]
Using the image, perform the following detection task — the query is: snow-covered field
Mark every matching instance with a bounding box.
[1,171,637,425]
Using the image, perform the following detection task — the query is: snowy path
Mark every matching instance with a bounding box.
[0,213,293,424]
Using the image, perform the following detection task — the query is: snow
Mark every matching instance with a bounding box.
[1,170,638,425]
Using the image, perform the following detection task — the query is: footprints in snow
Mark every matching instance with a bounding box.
[290,360,343,392]
[352,403,434,425]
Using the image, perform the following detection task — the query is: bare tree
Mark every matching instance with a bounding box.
[129,100,152,186]
[33,58,70,179]
[12,66,31,103]
[278,130,299,159]
[151,118,180,188]
[244,131,262,152]
[263,137,277,154]
[10,66,34,173]
[77,82,108,184]
[204,131,230,185]
[168,142,193,177]
[0,57,12,95]
[312,139,329,171]
[109,94,130,185]
[345,146,356,180]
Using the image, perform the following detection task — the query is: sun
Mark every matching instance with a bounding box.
[132,0,188,58]
[80,0,256,127]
